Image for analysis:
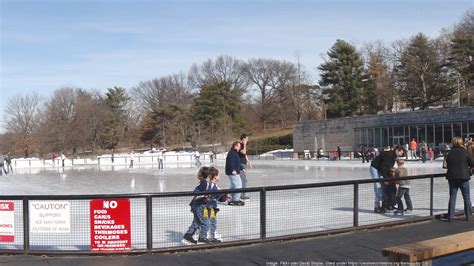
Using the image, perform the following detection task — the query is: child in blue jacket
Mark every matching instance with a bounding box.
[183,167,211,244]
[204,167,228,243]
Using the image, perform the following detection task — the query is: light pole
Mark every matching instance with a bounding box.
[457,79,461,108]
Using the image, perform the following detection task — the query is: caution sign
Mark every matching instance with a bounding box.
[30,201,71,233]
[0,202,14,242]
[90,199,131,252]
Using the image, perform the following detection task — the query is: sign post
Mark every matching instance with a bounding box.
[90,199,131,252]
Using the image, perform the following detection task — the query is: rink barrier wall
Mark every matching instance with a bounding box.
[0,173,467,255]
[10,153,213,168]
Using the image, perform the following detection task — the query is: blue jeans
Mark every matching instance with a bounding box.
[158,159,163,169]
[448,179,472,220]
[206,208,218,239]
[396,187,413,211]
[240,163,248,197]
[370,166,383,208]
[228,174,242,201]
[186,204,208,239]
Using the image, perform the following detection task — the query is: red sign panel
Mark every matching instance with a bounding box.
[0,202,14,242]
[90,199,131,252]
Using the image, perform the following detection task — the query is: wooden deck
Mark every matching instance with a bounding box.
[383,231,474,262]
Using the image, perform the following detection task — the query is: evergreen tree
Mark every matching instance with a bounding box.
[318,40,367,118]
[449,11,474,106]
[395,33,456,109]
[192,81,243,138]
[101,87,130,150]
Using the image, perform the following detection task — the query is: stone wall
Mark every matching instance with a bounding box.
[293,107,474,153]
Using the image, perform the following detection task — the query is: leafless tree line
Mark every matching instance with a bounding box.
[1,10,471,157]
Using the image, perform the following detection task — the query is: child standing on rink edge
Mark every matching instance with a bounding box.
[394,159,413,215]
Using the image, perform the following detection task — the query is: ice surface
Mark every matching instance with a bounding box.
[0,159,446,195]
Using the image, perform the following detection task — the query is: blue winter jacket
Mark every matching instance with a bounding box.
[225,148,243,175]
[206,183,226,209]
[190,180,210,206]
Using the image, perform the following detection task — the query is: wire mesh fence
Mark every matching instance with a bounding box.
[266,185,353,237]
[0,200,23,250]
[1,173,473,254]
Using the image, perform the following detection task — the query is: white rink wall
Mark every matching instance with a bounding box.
[9,152,216,168]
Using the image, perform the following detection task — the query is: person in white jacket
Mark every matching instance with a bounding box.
[129,151,135,168]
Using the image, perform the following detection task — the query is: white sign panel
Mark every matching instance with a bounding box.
[30,201,71,233]
[0,202,15,242]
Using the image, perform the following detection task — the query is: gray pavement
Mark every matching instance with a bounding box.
[1,218,473,266]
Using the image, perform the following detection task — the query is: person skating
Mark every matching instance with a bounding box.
[226,141,244,206]
[203,167,228,243]
[4,153,13,174]
[183,167,211,244]
[157,149,164,170]
[0,154,5,176]
[129,150,135,168]
[239,134,253,200]
[369,146,404,213]
[61,152,66,168]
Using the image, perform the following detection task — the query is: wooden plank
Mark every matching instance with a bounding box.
[383,231,474,262]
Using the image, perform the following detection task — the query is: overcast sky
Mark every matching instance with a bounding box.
[0,0,472,127]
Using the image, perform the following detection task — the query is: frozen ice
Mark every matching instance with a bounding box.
[0,158,446,195]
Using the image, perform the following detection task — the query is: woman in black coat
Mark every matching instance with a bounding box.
[445,137,474,221]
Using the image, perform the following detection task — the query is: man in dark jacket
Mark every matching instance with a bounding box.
[370,146,404,212]
[226,141,244,206]
[445,137,474,221]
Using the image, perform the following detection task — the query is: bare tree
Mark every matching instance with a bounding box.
[4,93,42,157]
[363,41,396,112]
[286,51,319,122]
[131,73,192,113]
[188,55,249,94]
[243,58,296,130]
[69,89,106,153]
[39,87,77,152]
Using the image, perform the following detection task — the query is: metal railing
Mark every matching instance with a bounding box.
[0,173,466,255]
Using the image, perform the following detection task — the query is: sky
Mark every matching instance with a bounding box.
[0,0,472,130]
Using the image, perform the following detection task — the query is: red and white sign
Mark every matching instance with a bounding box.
[0,202,15,242]
[90,199,131,252]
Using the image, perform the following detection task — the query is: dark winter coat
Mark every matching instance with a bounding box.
[445,146,474,181]
[370,150,397,178]
[225,148,242,175]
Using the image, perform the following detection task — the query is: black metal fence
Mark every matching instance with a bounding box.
[0,173,468,255]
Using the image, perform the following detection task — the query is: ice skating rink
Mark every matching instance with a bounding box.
[1,159,470,251]
[0,159,446,195]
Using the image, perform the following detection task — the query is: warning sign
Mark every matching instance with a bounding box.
[90,199,131,252]
[30,201,71,233]
[0,202,14,242]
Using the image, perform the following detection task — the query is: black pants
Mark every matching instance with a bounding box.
[382,182,397,209]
